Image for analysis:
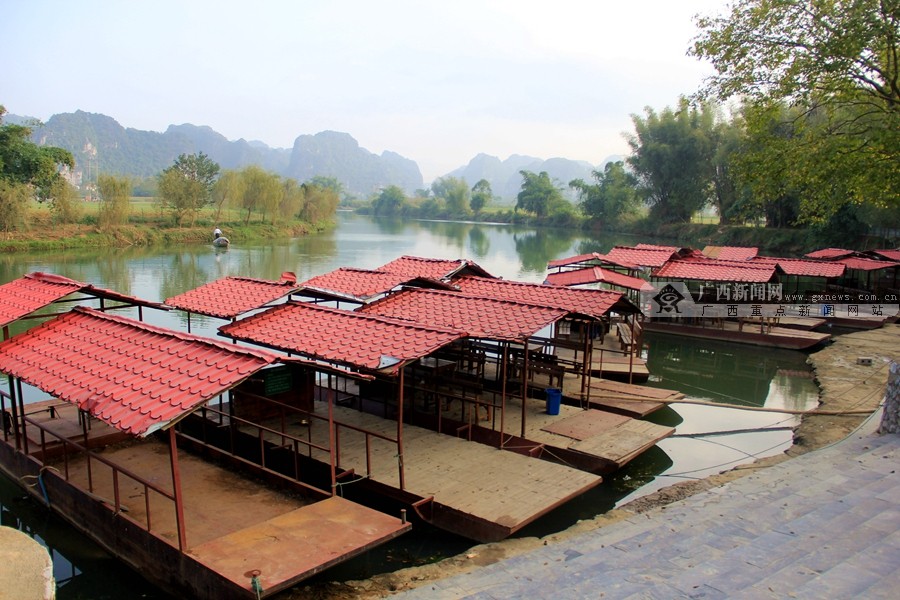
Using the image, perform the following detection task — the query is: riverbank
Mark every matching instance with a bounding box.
[0,205,327,252]
[291,325,897,599]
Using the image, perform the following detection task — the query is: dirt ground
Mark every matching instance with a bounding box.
[286,324,899,600]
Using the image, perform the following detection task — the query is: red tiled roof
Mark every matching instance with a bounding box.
[0,272,168,330]
[867,249,900,262]
[220,302,465,374]
[634,244,682,252]
[547,252,639,270]
[0,272,84,328]
[0,307,279,436]
[165,273,299,319]
[755,258,846,278]
[653,259,776,283]
[377,256,494,280]
[454,276,634,318]
[544,267,655,292]
[838,257,900,271]
[804,248,856,259]
[359,288,568,341]
[547,253,600,268]
[607,246,678,268]
[298,268,451,303]
[702,246,759,261]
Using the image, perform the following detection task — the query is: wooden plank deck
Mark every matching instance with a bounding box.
[48,436,410,596]
[302,404,602,531]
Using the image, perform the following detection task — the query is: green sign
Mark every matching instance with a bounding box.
[262,367,293,395]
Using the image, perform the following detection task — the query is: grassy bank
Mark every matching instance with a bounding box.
[0,200,327,252]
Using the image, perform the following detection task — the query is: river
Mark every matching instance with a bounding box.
[0,213,820,598]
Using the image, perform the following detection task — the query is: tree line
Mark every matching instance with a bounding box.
[368,0,899,240]
[0,108,339,233]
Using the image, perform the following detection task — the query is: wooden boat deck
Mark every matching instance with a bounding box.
[299,404,602,532]
[644,319,831,349]
[40,423,409,597]
[489,395,675,470]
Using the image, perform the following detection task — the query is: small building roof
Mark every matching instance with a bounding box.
[454,276,639,317]
[755,257,846,278]
[546,252,640,271]
[359,288,568,342]
[702,246,759,261]
[165,273,299,319]
[838,256,900,272]
[606,246,681,268]
[0,307,280,437]
[297,267,453,304]
[653,259,776,283]
[804,248,857,260]
[0,272,168,330]
[376,255,495,280]
[865,249,900,262]
[220,301,465,374]
[544,267,655,292]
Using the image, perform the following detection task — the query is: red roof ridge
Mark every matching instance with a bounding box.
[69,306,281,361]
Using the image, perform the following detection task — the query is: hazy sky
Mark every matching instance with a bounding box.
[2,0,730,182]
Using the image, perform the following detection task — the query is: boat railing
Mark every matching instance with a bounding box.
[17,413,183,550]
[190,394,404,492]
[185,403,333,494]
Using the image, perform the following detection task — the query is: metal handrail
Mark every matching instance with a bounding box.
[18,414,181,549]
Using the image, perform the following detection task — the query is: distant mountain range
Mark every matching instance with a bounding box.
[9,110,620,201]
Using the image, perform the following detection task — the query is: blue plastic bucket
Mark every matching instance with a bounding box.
[545,388,562,415]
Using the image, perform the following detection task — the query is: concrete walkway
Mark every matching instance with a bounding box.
[397,414,899,599]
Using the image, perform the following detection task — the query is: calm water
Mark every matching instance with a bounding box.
[0,213,820,596]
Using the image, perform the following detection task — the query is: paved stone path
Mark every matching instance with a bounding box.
[397,415,899,599]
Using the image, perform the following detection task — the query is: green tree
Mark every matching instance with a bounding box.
[431,176,471,216]
[570,161,639,226]
[730,102,805,227]
[0,179,30,232]
[157,152,220,226]
[626,99,717,223]
[211,169,246,223]
[97,174,132,229]
[691,0,900,221]
[299,181,339,223]
[372,185,407,217]
[48,177,82,224]
[516,171,566,218]
[470,179,493,214]
[240,166,282,224]
[0,105,74,202]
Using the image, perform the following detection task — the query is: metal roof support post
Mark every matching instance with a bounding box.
[521,343,529,439]
[581,324,591,409]
[16,379,28,455]
[500,342,508,450]
[7,375,20,451]
[81,408,92,491]
[397,370,406,491]
[628,316,636,385]
[328,377,337,497]
[168,428,188,551]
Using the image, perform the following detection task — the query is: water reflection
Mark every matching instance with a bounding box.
[644,332,819,411]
